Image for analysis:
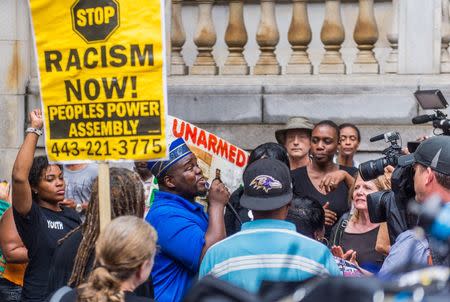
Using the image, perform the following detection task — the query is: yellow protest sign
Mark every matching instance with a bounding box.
[29,0,168,162]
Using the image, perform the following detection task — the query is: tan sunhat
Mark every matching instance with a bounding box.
[275,117,314,145]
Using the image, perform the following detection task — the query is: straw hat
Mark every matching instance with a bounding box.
[275,117,314,145]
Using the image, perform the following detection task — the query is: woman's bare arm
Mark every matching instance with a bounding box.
[11,109,43,215]
[0,208,28,263]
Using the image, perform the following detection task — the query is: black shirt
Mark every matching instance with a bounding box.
[291,165,357,235]
[60,289,153,302]
[47,228,154,299]
[340,226,384,270]
[224,186,251,237]
[13,202,81,302]
[47,228,86,295]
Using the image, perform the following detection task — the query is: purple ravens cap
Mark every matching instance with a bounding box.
[240,158,293,211]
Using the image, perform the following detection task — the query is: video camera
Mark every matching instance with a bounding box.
[359,131,402,182]
[366,156,415,244]
[412,89,450,136]
[360,138,416,244]
[359,90,450,243]
[357,133,413,243]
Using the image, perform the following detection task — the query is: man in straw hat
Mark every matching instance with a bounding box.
[275,117,314,170]
[146,138,230,302]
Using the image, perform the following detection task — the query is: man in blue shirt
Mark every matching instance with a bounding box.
[146,138,230,302]
[199,158,341,293]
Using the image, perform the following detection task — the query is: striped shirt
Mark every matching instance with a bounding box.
[199,219,341,293]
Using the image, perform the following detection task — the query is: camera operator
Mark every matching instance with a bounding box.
[378,136,450,277]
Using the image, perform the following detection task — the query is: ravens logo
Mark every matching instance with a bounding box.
[249,175,282,193]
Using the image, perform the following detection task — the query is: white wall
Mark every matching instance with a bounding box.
[0,0,31,180]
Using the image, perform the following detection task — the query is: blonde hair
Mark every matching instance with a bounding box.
[350,173,392,223]
[76,216,157,302]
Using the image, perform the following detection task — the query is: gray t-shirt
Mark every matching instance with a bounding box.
[63,164,98,204]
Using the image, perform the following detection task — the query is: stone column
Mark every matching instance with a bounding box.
[353,0,379,73]
[0,0,30,181]
[171,0,188,75]
[254,0,281,75]
[398,0,441,74]
[222,0,249,75]
[190,0,218,75]
[319,0,346,74]
[286,0,313,74]
[385,0,399,73]
[441,0,450,72]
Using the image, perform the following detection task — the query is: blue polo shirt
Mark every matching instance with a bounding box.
[146,191,208,302]
[200,219,341,293]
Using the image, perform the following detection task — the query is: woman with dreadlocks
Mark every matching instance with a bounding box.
[59,216,157,302]
[11,109,81,302]
[46,167,153,298]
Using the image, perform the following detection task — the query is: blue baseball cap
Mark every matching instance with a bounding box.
[147,138,193,178]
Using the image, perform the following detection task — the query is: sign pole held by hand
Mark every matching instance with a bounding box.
[28,0,169,231]
[98,162,111,231]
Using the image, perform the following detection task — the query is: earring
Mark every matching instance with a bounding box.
[318,237,329,246]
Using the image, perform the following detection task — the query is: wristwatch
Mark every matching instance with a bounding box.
[75,203,83,213]
[25,127,43,136]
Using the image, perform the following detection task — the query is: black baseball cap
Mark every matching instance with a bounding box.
[398,135,450,176]
[240,158,293,211]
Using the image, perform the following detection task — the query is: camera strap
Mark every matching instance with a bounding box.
[330,212,351,247]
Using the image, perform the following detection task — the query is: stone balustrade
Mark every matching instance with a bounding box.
[2,0,450,178]
[169,0,449,75]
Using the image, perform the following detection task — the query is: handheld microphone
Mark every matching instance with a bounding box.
[412,114,436,124]
[205,180,242,225]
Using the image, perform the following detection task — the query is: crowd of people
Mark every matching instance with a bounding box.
[0,109,449,302]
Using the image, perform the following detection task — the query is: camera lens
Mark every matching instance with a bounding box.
[359,158,387,181]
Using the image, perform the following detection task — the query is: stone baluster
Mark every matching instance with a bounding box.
[441,0,450,73]
[353,0,379,73]
[385,0,399,73]
[254,0,281,75]
[171,0,188,75]
[222,0,249,75]
[319,0,345,74]
[286,0,313,74]
[190,0,218,75]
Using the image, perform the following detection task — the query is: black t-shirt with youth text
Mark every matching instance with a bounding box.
[14,202,81,302]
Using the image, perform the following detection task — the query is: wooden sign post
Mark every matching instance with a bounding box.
[28,0,169,230]
[98,162,111,231]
